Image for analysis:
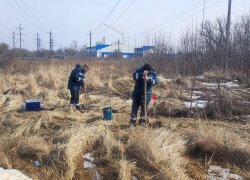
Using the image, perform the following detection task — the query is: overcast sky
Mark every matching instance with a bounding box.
[0,0,248,51]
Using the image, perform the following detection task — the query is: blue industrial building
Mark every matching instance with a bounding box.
[86,44,110,57]
[85,44,178,58]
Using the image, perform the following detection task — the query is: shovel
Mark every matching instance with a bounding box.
[144,78,147,124]
[85,85,88,109]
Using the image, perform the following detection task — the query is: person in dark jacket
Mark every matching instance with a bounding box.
[130,63,158,126]
[67,64,89,110]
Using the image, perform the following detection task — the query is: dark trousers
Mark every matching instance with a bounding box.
[70,90,79,106]
[130,99,149,122]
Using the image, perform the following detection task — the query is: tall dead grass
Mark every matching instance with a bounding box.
[0,59,249,179]
[186,125,250,176]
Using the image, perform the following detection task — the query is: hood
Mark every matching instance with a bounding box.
[76,64,81,69]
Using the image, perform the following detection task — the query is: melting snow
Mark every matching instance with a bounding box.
[192,91,202,94]
[184,100,210,108]
[196,76,205,79]
[82,152,103,180]
[242,115,250,119]
[201,81,239,89]
[186,96,200,99]
[82,153,94,162]
[0,167,32,180]
[126,100,133,103]
[206,166,243,180]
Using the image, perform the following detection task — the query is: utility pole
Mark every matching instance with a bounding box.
[59,45,62,55]
[34,32,41,58]
[82,47,84,60]
[12,31,15,49]
[118,39,120,59]
[49,30,54,58]
[49,30,51,57]
[89,30,92,61]
[226,0,232,70]
[16,24,24,59]
[37,32,39,58]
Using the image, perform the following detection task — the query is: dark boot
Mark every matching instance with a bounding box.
[129,120,137,127]
[139,119,149,125]
[75,105,81,111]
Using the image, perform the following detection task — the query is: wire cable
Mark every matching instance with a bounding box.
[126,0,210,41]
[13,0,48,33]
[20,0,51,30]
[127,0,224,42]
[94,0,135,35]
[92,0,121,33]
[6,0,47,33]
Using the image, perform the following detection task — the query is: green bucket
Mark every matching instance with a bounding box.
[102,107,113,120]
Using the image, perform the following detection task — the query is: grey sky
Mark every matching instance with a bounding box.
[0,0,248,51]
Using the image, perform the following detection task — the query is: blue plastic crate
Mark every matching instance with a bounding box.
[25,99,40,111]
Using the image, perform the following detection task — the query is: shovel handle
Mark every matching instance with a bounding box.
[85,85,87,108]
[144,79,147,122]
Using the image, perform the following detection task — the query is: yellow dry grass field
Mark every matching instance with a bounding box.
[0,59,250,180]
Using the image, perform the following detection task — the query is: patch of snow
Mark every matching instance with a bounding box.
[241,115,250,119]
[197,76,205,79]
[165,79,173,82]
[201,83,218,89]
[131,176,139,180]
[0,167,32,180]
[243,101,250,103]
[82,153,94,162]
[82,152,103,180]
[84,161,96,168]
[206,165,243,180]
[186,96,200,99]
[184,100,210,108]
[222,81,239,87]
[126,100,133,103]
[201,81,239,89]
[229,174,244,180]
[93,171,102,180]
[192,91,202,94]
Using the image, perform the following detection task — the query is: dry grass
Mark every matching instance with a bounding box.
[0,59,249,179]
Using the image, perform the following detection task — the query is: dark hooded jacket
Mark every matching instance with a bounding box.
[132,67,158,102]
[67,64,85,91]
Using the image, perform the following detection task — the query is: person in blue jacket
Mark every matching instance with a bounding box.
[67,64,89,110]
[130,63,158,126]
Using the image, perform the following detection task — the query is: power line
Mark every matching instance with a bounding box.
[92,0,121,33]
[6,0,47,33]
[13,0,47,33]
[110,0,135,27]
[126,0,210,41]
[94,0,135,35]
[127,0,224,42]
[20,0,51,30]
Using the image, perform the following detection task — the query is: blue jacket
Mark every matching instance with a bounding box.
[67,64,85,91]
[132,67,158,102]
